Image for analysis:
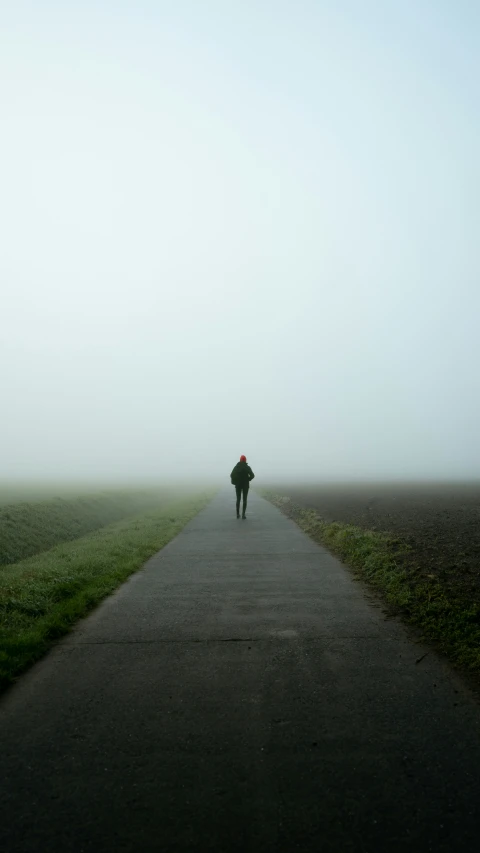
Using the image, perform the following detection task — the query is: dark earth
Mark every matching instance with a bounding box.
[268,482,480,598]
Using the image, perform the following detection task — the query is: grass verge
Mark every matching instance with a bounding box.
[264,492,480,673]
[0,491,213,690]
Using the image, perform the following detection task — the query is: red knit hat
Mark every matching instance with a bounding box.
[240,455,247,462]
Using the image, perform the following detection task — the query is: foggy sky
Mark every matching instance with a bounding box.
[2,1,480,483]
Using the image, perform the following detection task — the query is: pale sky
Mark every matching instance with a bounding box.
[1,0,479,482]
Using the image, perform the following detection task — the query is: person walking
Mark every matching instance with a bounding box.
[230,455,255,519]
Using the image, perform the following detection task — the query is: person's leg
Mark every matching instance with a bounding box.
[242,485,249,518]
[235,486,241,518]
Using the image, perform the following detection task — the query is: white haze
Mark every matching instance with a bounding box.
[1,1,480,484]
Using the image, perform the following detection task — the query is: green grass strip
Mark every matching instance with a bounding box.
[0,491,213,690]
[264,493,480,673]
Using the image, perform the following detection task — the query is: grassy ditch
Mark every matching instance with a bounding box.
[0,489,173,566]
[0,491,212,690]
[264,493,480,673]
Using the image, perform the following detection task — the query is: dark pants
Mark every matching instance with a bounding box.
[235,484,249,516]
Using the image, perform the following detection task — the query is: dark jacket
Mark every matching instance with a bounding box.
[230,461,255,487]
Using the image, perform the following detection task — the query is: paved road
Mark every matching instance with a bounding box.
[1,491,480,852]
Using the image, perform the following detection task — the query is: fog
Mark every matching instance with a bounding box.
[2,1,479,484]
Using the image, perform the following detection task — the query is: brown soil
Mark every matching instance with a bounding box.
[269,482,480,600]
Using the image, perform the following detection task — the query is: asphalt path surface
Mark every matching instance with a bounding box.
[1,491,480,852]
